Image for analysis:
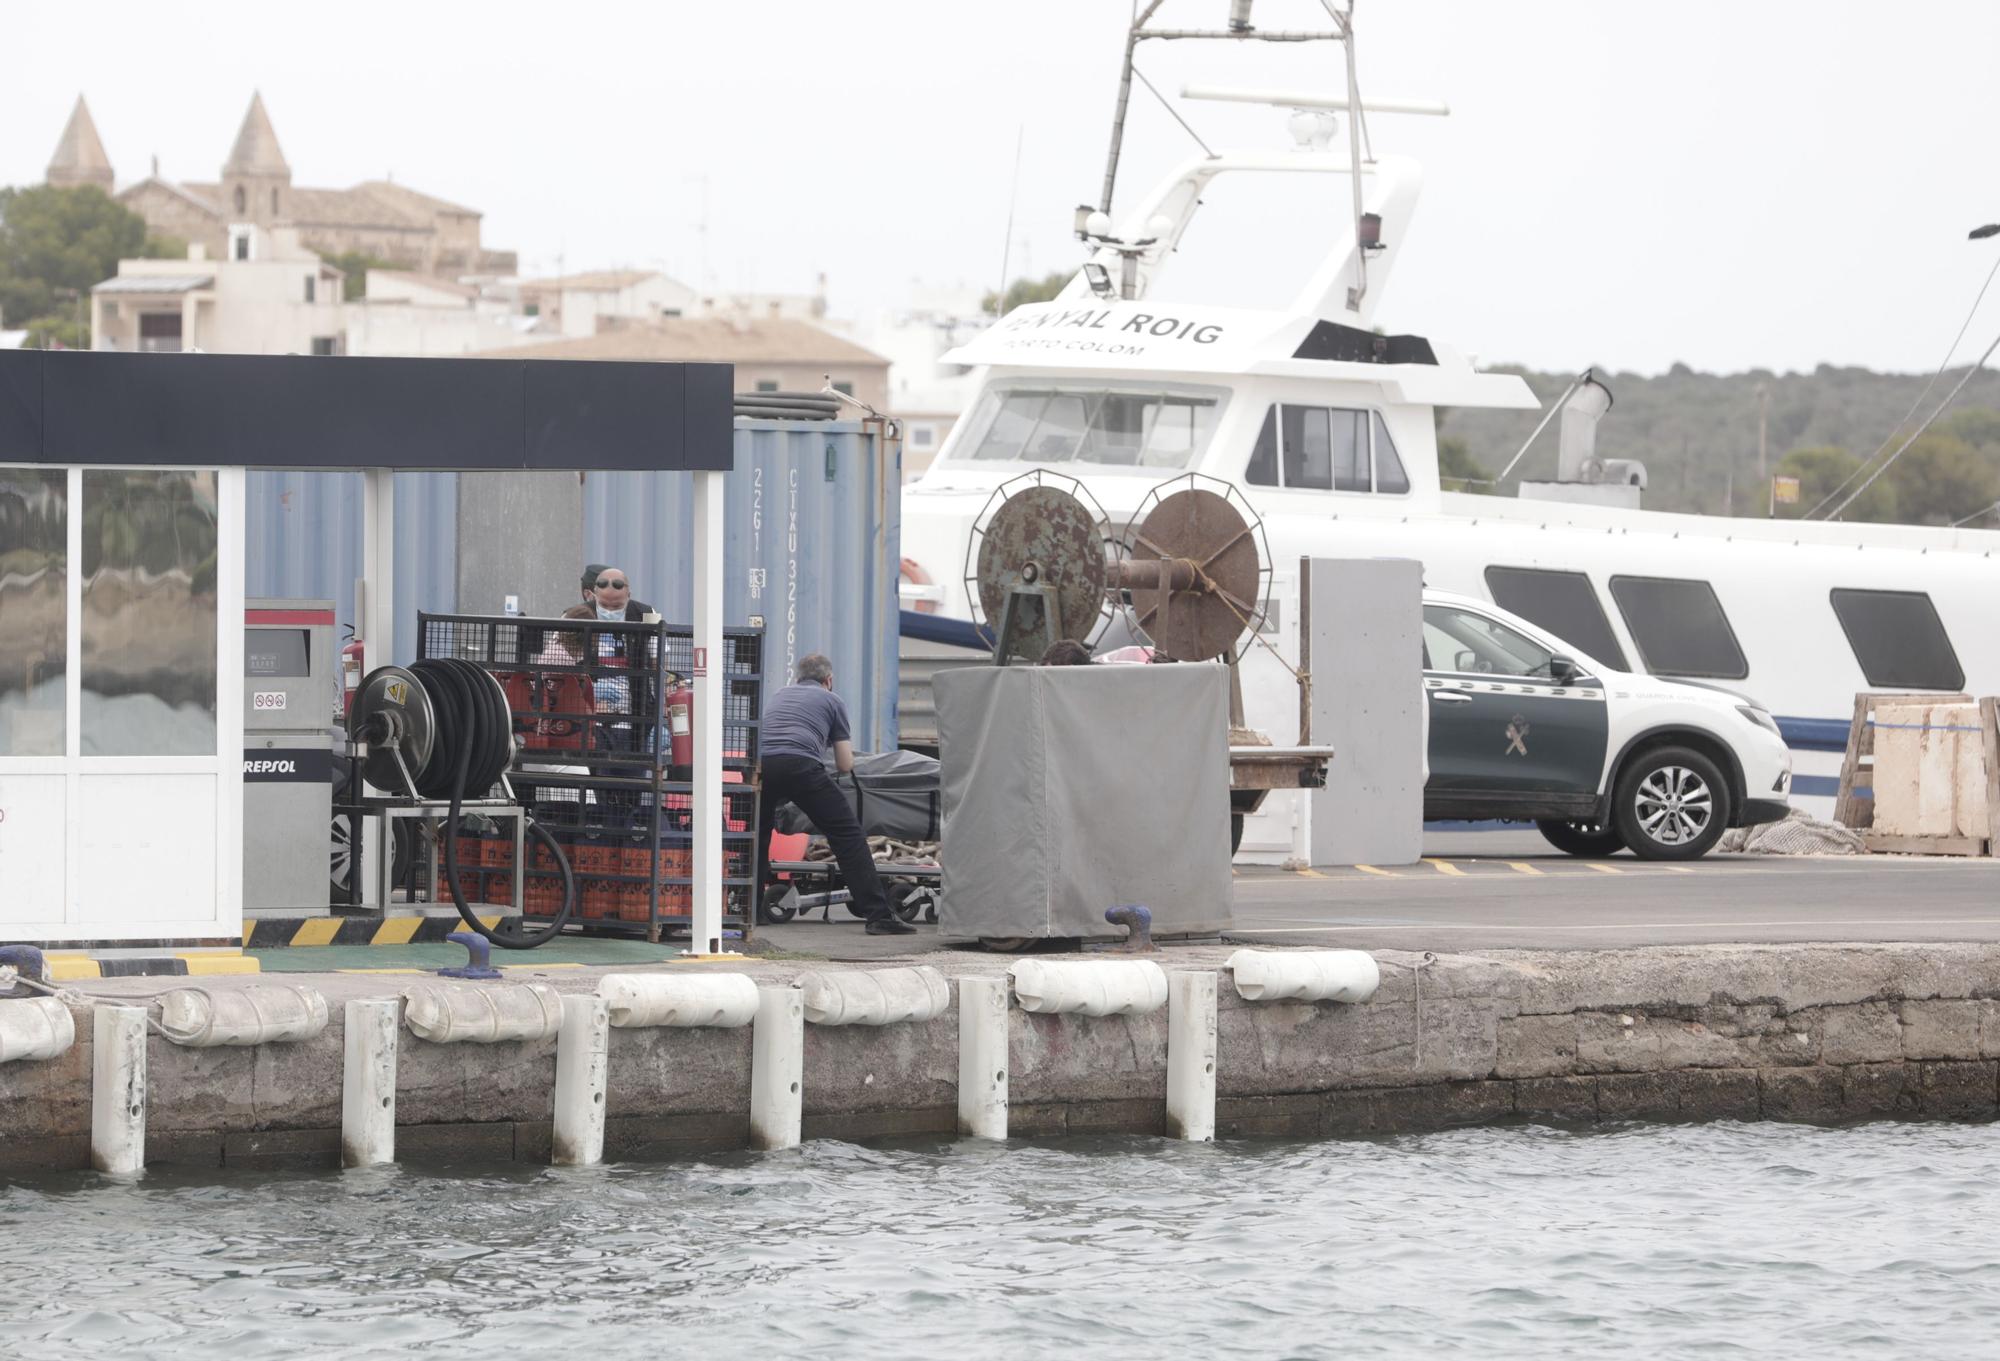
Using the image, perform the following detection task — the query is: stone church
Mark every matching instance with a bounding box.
[45,94,515,278]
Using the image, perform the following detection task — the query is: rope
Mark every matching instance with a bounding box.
[1167,556,1312,711]
[1391,951,1437,1066]
[4,971,179,1038]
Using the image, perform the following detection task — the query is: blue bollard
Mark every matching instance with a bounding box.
[0,945,49,998]
[1099,904,1155,953]
[438,931,502,980]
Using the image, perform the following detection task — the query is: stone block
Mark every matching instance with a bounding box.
[397,1035,557,1127]
[1327,1080,1514,1135]
[1515,1076,1598,1123]
[607,1025,753,1119]
[1216,1093,1322,1139]
[1814,1004,1903,1067]
[1981,1001,2000,1060]
[1217,991,1501,1096]
[146,1042,258,1133]
[1759,1067,1847,1122]
[1006,1103,1069,1139]
[224,1126,340,1171]
[513,1121,553,1163]
[602,1111,748,1161]
[1011,1012,1166,1105]
[1899,1001,1983,1061]
[399,1121,518,1164]
[0,1134,89,1173]
[1596,1072,1680,1120]
[1495,1015,1578,1079]
[0,1023,91,1141]
[803,1017,956,1115]
[1676,1068,1760,1121]
[1064,1098,1165,1136]
[148,1131,225,1168]
[1841,1063,1916,1118]
[1913,1061,1998,1118]
[802,1105,955,1142]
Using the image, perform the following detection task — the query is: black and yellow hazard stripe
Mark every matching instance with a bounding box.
[47,953,260,981]
[242,915,507,948]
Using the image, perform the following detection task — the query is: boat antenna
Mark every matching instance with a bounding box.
[993,126,1026,316]
[1804,224,2000,519]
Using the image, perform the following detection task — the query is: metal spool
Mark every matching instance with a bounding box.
[351,665,437,791]
[965,470,1112,660]
[1115,475,1271,662]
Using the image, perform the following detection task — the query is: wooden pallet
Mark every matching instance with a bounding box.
[1834,690,1997,857]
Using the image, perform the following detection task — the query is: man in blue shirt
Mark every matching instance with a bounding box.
[756,653,910,934]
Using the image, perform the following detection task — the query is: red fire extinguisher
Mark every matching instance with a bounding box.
[665,674,694,774]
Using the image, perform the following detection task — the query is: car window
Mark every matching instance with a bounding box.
[1423,605,1560,678]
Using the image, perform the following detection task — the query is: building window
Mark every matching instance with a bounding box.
[1608,576,1748,679]
[234,185,246,213]
[833,381,855,397]
[911,426,935,448]
[233,234,251,261]
[1828,589,1964,690]
[137,313,184,354]
[755,380,780,393]
[310,337,337,357]
[1484,566,1628,671]
[304,276,316,304]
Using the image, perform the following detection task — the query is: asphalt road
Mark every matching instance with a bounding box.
[762,830,2000,957]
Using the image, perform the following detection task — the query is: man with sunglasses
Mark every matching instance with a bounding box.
[562,565,657,825]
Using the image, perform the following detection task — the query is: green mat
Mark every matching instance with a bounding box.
[250,937,682,973]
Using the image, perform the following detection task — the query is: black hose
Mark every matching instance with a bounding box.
[410,657,574,949]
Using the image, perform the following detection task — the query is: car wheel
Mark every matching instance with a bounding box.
[1535,819,1625,857]
[1613,745,1730,861]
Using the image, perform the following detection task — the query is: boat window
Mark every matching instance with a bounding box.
[1280,405,1367,491]
[1828,588,1964,690]
[1484,567,1628,671]
[1423,605,1559,679]
[1607,576,1748,679]
[955,385,1224,469]
[1246,407,1278,486]
[1372,413,1410,495]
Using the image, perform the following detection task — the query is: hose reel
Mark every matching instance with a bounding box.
[350,658,574,949]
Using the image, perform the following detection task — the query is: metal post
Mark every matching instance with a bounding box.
[341,998,398,1168]
[360,468,396,671]
[749,985,803,1150]
[691,468,726,955]
[90,1006,147,1174]
[1165,971,1218,1142]
[957,976,1009,1140]
[552,992,609,1166]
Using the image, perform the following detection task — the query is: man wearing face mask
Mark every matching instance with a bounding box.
[563,565,656,823]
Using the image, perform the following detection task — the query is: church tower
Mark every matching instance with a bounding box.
[220,92,291,226]
[46,95,114,192]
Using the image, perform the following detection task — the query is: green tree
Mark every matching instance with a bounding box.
[1438,434,1492,493]
[982,269,1072,316]
[1883,432,2000,526]
[0,184,150,346]
[1775,445,1897,521]
[315,248,405,302]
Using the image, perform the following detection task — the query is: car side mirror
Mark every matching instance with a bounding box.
[1454,649,1477,672]
[1549,654,1579,683]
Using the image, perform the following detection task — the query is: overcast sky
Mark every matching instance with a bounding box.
[8,1,1999,376]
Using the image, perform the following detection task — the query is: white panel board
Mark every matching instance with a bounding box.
[74,773,218,925]
[0,774,67,923]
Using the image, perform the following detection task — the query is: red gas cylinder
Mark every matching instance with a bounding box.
[665,678,694,772]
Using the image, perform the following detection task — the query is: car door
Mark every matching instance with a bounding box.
[1423,604,1609,805]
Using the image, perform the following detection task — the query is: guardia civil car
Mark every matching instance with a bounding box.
[1420,591,1792,861]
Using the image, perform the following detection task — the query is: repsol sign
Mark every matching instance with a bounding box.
[1000,307,1224,344]
[242,748,333,784]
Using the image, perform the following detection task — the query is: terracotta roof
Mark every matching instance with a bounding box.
[47,96,112,179]
[370,270,480,300]
[357,180,478,218]
[120,177,220,217]
[484,318,889,365]
[516,270,659,293]
[286,186,430,230]
[224,92,289,176]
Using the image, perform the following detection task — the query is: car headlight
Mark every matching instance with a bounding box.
[1736,705,1781,738]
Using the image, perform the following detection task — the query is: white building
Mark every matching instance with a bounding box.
[835,284,993,477]
[90,227,346,355]
[344,269,549,357]
[514,270,698,339]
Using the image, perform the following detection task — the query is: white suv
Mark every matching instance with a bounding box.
[1421,590,1792,860]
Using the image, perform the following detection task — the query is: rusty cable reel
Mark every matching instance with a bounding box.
[965,471,1111,660]
[1114,475,1271,662]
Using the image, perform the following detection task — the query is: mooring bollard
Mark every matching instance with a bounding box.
[957,976,1009,1140]
[1166,972,1218,1142]
[90,1006,147,1175]
[342,998,399,1168]
[552,993,610,1167]
[749,985,803,1151]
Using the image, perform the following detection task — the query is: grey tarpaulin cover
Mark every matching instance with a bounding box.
[934,663,1234,939]
[772,749,941,841]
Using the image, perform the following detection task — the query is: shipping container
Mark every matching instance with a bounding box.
[244,420,903,752]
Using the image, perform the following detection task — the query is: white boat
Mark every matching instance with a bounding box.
[896,4,2000,860]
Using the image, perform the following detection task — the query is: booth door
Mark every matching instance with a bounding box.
[0,466,243,943]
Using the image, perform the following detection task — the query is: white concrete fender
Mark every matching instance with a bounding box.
[1010,959,1168,1017]
[157,984,330,1048]
[1226,949,1381,1004]
[598,973,760,1028]
[798,966,951,1026]
[402,982,565,1044]
[0,997,76,1064]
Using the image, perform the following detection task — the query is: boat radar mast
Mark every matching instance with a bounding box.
[1090,1,1445,312]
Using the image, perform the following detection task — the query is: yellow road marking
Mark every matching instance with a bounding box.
[336,967,426,975]
[1583,862,1624,874]
[1355,864,1399,878]
[178,954,259,975]
[372,917,424,946]
[1295,867,1328,879]
[291,918,344,946]
[1423,858,1467,877]
[1506,862,1544,875]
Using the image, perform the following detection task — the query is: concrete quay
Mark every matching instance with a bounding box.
[4,941,1998,1174]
